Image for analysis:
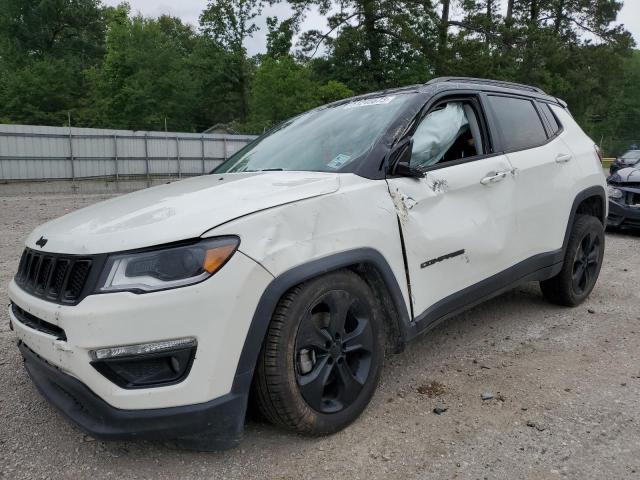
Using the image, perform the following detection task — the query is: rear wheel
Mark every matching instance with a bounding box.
[540,214,604,306]
[254,270,384,435]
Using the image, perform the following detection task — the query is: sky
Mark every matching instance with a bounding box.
[103,0,640,56]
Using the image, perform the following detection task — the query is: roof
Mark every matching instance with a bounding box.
[425,77,546,94]
[423,77,564,105]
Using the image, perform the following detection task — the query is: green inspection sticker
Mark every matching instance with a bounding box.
[327,153,352,169]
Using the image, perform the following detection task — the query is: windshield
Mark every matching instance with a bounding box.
[215,94,415,174]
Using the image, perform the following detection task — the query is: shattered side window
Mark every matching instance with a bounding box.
[410,102,475,168]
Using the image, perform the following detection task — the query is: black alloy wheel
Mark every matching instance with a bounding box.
[294,289,375,413]
[540,214,604,307]
[571,231,601,296]
[253,269,384,435]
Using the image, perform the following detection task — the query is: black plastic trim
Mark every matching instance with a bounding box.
[11,302,67,340]
[407,250,563,341]
[14,248,107,306]
[18,342,247,448]
[535,100,564,139]
[561,186,607,248]
[232,248,412,388]
[607,199,640,227]
[90,346,197,389]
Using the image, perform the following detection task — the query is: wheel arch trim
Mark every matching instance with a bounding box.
[561,185,607,255]
[231,248,411,393]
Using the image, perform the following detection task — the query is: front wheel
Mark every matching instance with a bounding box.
[540,214,605,306]
[254,270,385,435]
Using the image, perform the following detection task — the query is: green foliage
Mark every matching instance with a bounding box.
[240,56,352,133]
[88,13,200,130]
[266,16,294,58]
[0,0,637,153]
[0,0,107,125]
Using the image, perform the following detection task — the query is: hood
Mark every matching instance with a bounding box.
[26,172,341,254]
[609,167,640,185]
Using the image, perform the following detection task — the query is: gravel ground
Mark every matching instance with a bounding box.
[0,193,639,480]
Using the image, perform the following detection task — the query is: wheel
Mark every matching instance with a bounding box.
[254,269,385,435]
[540,214,604,306]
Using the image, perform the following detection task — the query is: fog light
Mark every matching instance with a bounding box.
[90,338,197,389]
[90,337,196,361]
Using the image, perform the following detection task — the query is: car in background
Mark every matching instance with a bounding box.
[607,166,640,229]
[609,150,640,175]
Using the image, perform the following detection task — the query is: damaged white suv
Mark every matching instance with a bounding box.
[9,77,607,450]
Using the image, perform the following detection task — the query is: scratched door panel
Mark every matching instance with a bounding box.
[386,154,518,317]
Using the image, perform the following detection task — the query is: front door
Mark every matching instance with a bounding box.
[386,96,519,323]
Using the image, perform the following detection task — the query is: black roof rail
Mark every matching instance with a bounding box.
[426,77,546,95]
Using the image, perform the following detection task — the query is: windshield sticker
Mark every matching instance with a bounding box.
[327,153,351,169]
[344,96,396,109]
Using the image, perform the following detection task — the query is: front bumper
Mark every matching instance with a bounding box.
[8,249,273,444]
[18,341,248,447]
[607,199,640,228]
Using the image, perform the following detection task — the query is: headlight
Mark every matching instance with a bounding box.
[97,236,239,293]
[607,186,623,200]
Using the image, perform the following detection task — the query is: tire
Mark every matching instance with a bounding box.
[254,269,385,435]
[540,214,604,307]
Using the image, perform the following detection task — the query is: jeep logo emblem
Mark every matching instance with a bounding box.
[35,236,48,248]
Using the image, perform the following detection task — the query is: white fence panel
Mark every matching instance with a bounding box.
[0,124,256,182]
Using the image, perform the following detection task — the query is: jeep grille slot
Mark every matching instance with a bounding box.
[15,248,93,305]
[11,302,67,340]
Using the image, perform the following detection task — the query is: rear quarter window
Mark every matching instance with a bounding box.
[538,103,561,135]
[487,95,548,151]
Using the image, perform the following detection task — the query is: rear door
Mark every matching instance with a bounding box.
[485,95,580,258]
[386,95,519,321]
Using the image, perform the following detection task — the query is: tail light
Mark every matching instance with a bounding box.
[594,145,604,164]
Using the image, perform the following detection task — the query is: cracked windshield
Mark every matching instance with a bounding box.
[215,94,415,173]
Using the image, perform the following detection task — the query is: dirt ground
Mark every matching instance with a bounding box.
[0,193,638,480]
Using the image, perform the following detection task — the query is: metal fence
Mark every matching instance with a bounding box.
[0,124,256,186]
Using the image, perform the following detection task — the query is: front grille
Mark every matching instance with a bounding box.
[15,248,94,305]
[11,303,67,340]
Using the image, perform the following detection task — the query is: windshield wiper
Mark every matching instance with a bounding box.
[242,168,285,172]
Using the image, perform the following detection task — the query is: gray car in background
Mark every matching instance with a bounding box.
[609,150,640,175]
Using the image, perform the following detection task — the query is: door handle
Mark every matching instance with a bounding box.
[480,171,508,185]
[555,153,572,163]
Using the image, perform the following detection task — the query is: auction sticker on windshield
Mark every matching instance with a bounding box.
[344,96,396,109]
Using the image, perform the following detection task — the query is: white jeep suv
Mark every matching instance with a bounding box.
[8,77,607,450]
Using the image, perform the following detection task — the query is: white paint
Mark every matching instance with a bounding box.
[24,171,340,254]
[387,154,519,316]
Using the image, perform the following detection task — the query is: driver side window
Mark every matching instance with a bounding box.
[411,101,484,169]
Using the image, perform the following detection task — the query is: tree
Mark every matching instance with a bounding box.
[0,0,108,125]
[199,0,263,119]
[266,16,294,58]
[88,11,200,130]
[292,0,436,90]
[241,56,352,132]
